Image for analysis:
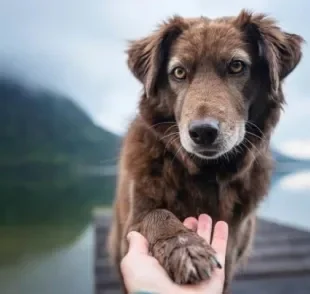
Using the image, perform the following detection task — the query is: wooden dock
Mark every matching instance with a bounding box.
[94,212,310,294]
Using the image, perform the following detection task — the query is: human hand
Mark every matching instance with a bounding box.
[120,214,229,294]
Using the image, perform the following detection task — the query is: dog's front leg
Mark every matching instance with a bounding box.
[123,208,221,285]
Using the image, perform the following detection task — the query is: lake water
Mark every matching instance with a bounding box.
[0,170,309,294]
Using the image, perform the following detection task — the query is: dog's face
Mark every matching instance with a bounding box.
[166,23,251,159]
[127,11,303,159]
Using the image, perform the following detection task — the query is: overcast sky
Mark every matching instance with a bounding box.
[0,0,309,158]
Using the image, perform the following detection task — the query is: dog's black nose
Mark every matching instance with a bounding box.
[189,119,219,146]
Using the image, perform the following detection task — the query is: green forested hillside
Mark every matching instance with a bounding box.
[0,79,121,166]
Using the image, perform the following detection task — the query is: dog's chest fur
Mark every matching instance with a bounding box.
[149,152,250,226]
[165,171,221,220]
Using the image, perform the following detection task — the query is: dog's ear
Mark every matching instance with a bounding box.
[235,10,304,94]
[127,16,188,97]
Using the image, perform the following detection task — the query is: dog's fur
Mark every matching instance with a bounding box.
[107,10,304,293]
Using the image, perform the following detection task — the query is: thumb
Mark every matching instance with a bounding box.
[127,231,149,255]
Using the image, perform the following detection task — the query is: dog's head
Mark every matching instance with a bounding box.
[127,10,304,160]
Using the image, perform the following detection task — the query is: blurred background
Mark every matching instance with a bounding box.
[0,1,309,294]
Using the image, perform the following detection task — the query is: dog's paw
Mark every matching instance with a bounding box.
[152,232,221,284]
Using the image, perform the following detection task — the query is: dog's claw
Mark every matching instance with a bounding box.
[210,255,222,269]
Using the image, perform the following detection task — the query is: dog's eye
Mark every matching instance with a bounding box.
[172,67,187,80]
[228,60,246,74]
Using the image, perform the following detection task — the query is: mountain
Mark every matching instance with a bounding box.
[272,148,310,175]
[272,149,299,163]
[0,79,121,167]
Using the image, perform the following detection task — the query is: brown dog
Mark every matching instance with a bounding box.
[107,9,303,293]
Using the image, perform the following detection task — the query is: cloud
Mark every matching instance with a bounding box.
[280,171,310,190]
[0,0,309,140]
[280,140,310,159]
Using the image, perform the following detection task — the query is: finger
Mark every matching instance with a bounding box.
[126,231,149,256]
[211,221,229,268]
[197,214,212,244]
[183,217,198,231]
